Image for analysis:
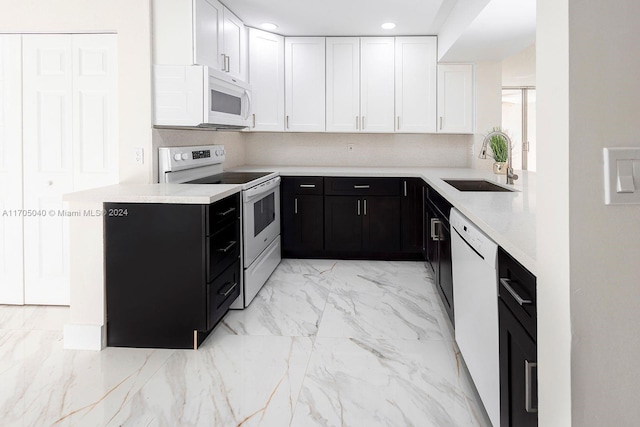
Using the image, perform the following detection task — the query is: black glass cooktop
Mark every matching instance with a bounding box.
[187,171,273,185]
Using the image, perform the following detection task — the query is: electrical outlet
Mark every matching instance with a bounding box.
[348,144,354,153]
[134,148,144,165]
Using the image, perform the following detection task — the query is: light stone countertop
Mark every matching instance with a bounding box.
[62,166,536,274]
[63,183,242,205]
[231,165,537,274]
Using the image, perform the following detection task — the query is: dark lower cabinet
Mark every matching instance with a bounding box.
[498,247,537,427]
[499,301,538,427]
[424,185,454,324]
[281,177,324,257]
[325,196,362,252]
[363,196,401,252]
[105,194,240,349]
[401,178,424,254]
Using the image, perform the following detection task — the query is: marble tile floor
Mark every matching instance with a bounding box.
[0,259,491,426]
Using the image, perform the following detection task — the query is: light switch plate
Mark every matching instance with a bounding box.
[603,147,640,205]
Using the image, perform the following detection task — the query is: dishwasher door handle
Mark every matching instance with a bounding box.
[500,278,532,305]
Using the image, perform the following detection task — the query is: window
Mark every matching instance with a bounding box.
[502,87,536,171]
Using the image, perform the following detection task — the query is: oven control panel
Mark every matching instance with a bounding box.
[159,145,226,173]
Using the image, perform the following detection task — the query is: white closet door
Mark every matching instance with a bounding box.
[0,35,24,304]
[22,35,74,305]
[72,34,118,191]
[326,37,360,132]
[360,37,395,133]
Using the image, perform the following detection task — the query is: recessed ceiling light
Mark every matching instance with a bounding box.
[260,23,278,31]
[381,23,396,30]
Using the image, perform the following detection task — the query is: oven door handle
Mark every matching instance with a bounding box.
[243,177,281,203]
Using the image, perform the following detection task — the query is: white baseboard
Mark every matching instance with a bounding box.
[63,323,105,351]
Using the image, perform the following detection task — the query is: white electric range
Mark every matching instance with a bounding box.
[159,145,281,309]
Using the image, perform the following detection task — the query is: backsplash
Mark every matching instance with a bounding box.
[244,132,473,167]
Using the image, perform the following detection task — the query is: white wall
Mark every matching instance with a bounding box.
[472,61,503,171]
[538,0,640,425]
[243,133,473,168]
[502,44,536,87]
[0,0,153,184]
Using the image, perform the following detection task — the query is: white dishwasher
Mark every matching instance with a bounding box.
[450,208,500,427]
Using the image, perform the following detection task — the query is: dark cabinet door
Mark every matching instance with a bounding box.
[438,223,454,324]
[424,203,438,275]
[363,197,401,252]
[281,177,297,253]
[325,196,362,252]
[294,195,324,252]
[499,300,538,427]
[401,178,424,253]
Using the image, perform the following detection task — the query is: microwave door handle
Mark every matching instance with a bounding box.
[244,89,252,120]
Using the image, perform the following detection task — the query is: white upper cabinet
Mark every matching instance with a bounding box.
[437,63,474,134]
[395,37,437,133]
[360,37,395,133]
[248,29,285,131]
[284,37,325,132]
[153,0,247,81]
[221,7,247,80]
[326,38,360,132]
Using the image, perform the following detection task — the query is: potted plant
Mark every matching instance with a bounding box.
[487,127,508,174]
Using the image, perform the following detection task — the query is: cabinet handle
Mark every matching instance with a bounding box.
[219,281,238,297]
[299,184,316,188]
[525,360,538,413]
[286,115,290,129]
[500,278,532,305]
[353,185,370,189]
[224,55,230,72]
[221,54,226,71]
[217,241,237,253]
[430,218,441,240]
[252,113,256,128]
[403,180,407,197]
[439,116,443,130]
[357,199,361,216]
[362,116,365,130]
[294,198,298,214]
[397,116,400,130]
[217,207,236,216]
[363,199,367,216]
[356,116,359,130]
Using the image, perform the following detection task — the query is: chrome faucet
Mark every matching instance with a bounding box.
[479,130,519,185]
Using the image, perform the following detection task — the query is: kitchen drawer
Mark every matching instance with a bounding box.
[498,247,537,338]
[207,220,240,281]
[207,193,240,235]
[292,176,323,195]
[207,259,241,330]
[325,177,400,196]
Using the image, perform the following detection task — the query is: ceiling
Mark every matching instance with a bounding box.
[222,0,536,61]
[222,0,458,36]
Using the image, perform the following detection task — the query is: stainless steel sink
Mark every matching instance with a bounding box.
[443,179,516,192]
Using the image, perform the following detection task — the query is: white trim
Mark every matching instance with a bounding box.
[63,323,105,351]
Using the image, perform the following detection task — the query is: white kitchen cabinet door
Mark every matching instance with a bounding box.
[437,64,474,134]
[395,37,437,133]
[193,0,224,70]
[21,34,118,306]
[248,29,284,131]
[326,38,360,132]
[222,7,247,81]
[360,37,395,133]
[285,37,325,132]
[0,35,24,304]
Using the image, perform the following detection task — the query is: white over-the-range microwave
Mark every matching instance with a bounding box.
[153,65,252,129]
